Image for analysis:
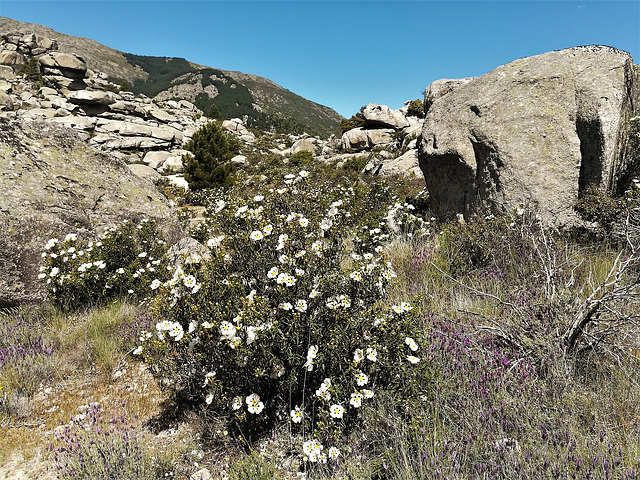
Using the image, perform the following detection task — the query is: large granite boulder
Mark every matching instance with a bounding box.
[362,103,410,129]
[0,117,183,307]
[418,46,639,226]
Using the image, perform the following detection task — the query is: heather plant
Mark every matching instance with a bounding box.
[39,219,170,310]
[136,170,429,465]
[0,306,57,418]
[50,403,174,480]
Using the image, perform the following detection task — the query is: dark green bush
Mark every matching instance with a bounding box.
[406,99,424,118]
[341,112,365,133]
[342,155,368,173]
[574,185,625,232]
[288,149,314,166]
[183,122,239,190]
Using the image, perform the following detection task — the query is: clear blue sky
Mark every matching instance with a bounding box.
[1,1,638,117]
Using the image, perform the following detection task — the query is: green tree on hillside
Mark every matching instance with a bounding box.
[183,122,239,190]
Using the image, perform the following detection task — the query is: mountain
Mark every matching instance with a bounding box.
[0,17,343,137]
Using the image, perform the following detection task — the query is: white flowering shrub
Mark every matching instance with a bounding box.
[138,172,430,462]
[39,219,170,309]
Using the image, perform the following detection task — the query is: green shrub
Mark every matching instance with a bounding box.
[183,122,240,190]
[406,99,424,118]
[341,112,365,133]
[288,149,314,167]
[39,219,170,310]
[574,185,625,232]
[342,155,368,173]
[137,172,430,463]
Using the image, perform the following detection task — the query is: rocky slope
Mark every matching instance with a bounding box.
[0,16,343,138]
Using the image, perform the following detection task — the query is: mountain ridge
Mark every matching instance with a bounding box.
[0,16,342,137]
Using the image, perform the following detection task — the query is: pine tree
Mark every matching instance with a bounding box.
[183,122,238,190]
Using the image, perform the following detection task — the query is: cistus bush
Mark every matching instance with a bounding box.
[39,219,170,310]
[136,170,430,462]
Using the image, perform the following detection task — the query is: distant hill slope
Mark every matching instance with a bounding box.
[0,17,342,137]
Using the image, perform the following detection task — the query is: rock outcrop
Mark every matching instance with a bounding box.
[0,117,183,307]
[418,46,639,226]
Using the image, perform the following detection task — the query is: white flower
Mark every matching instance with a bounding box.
[295,299,308,312]
[407,355,421,364]
[329,404,345,419]
[250,230,264,241]
[355,372,368,386]
[253,195,265,202]
[299,217,309,228]
[232,396,243,410]
[299,170,309,178]
[350,392,363,408]
[201,321,213,329]
[202,371,216,387]
[315,388,331,401]
[64,233,77,242]
[246,393,264,414]
[207,235,225,248]
[366,347,377,362]
[349,270,363,282]
[183,275,197,288]
[235,206,248,217]
[338,295,351,308]
[405,337,419,351]
[309,289,320,299]
[311,241,323,256]
[156,320,172,331]
[205,393,214,405]
[401,302,413,312]
[303,440,322,460]
[392,304,405,314]
[291,406,303,423]
[138,251,147,258]
[353,349,364,363]
[263,224,274,235]
[304,345,318,371]
[362,389,374,399]
[320,218,333,231]
[278,254,290,264]
[214,199,226,213]
[38,273,47,280]
[267,266,279,279]
[295,268,305,277]
[168,322,184,342]
[50,267,60,277]
[220,321,236,337]
[117,267,125,274]
[132,346,143,355]
[319,377,331,392]
[279,302,293,311]
[328,446,340,460]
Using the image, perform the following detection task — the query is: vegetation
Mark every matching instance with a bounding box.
[6,131,640,478]
[183,122,240,190]
[288,149,314,166]
[341,111,365,133]
[406,98,424,118]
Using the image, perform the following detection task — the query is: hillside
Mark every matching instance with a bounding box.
[0,16,343,137]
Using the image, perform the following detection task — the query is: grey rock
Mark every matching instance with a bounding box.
[291,137,319,155]
[167,174,189,191]
[418,46,639,227]
[0,65,15,80]
[128,163,162,183]
[231,154,248,166]
[39,52,87,79]
[341,127,369,151]
[0,91,13,110]
[67,90,116,106]
[0,118,183,307]
[144,151,173,170]
[0,50,26,66]
[159,155,184,173]
[423,78,473,114]
[366,128,396,147]
[362,103,409,129]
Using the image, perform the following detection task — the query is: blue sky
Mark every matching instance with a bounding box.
[1,1,638,117]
